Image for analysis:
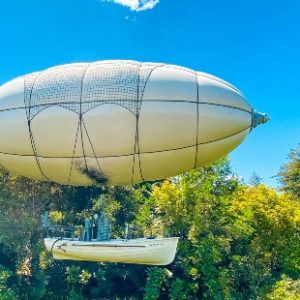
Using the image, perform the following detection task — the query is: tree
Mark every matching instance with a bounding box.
[249,172,263,186]
[229,184,300,297]
[149,160,242,299]
[0,265,17,300]
[1,151,300,299]
[277,145,300,198]
[149,163,300,299]
[264,275,300,300]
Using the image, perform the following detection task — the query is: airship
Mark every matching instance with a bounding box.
[0,60,269,186]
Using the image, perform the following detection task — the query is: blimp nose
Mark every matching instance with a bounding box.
[252,111,270,128]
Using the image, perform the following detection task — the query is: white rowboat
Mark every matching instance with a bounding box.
[44,237,179,265]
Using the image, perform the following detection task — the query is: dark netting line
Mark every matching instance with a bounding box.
[137,63,163,113]
[23,61,162,120]
[24,72,50,180]
[135,63,165,181]
[24,72,39,119]
[67,118,81,184]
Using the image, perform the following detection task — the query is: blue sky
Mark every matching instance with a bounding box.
[0,0,299,187]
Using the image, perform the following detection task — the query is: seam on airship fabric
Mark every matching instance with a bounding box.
[135,126,251,155]
[0,106,25,112]
[0,99,252,115]
[0,105,81,117]
[141,100,252,113]
[24,72,49,181]
[68,118,81,184]
[194,73,200,169]
[0,127,251,159]
[136,63,167,181]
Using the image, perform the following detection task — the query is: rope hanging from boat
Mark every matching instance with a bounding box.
[50,237,63,255]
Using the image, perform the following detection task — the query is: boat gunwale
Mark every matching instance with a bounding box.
[44,236,179,245]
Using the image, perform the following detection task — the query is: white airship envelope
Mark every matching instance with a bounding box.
[0,60,268,186]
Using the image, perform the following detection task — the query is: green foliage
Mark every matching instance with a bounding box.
[264,275,300,300]
[278,145,300,197]
[0,265,17,300]
[0,147,299,299]
[230,184,300,280]
[144,267,168,300]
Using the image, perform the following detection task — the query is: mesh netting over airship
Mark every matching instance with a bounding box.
[0,60,254,186]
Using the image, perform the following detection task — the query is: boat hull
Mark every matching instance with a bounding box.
[44,237,179,265]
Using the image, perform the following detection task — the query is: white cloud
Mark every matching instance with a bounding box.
[103,0,160,12]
